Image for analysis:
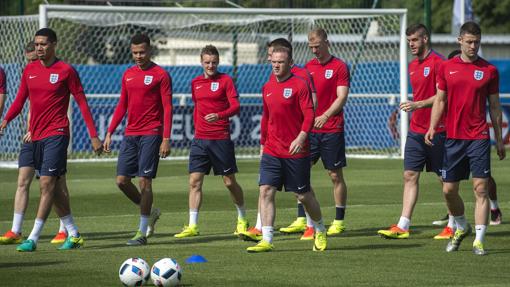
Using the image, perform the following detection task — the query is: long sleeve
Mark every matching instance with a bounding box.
[217,77,240,119]
[68,68,98,138]
[160,71,173,138]
[108,74,128,134]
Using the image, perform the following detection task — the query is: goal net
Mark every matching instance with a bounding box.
[0,5,407,164]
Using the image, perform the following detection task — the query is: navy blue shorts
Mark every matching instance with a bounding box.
[404,131,445,176]
[259,153,311,193]
[310,132,346,170]
[33,135,69,177]
[18,142,35,168]
[442,139,491,182]
[117,135,162,178]
[189,139,238,176]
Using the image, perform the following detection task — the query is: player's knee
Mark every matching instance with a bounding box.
[116,176,131,189]
[17,179,31,192]
[222,175,237,188]
[442,185,458,197]
[139,177,152,191]
[403,170,419,183]
[295,192,308,202]
[259,186,274,201]
[39,177,56,192]
[189,179,202,192]
[328,170,344,184]
[473,182,488,198]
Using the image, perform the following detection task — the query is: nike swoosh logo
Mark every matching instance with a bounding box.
[49,168,57,172]
[223,168,232,173]
[126,78,134,81]
[484,170,490,174]
[334,161,342,166]
[297,185,306,190]
[196,85,202,89]
[144,169,152,174]
[449,71,459,75]
[409,72,415,75]
[310,72,315,75]
[29,76,37,79]
[266,93,272,97]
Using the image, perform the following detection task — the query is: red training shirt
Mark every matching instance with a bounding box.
[260,74,314,159]
[305,56,349,133]
[268,65,316,94]
[4,60,98,141]
[436,56,499,140]
[191,72,240,140]
[408,50,446,134]
[108,63,173,138]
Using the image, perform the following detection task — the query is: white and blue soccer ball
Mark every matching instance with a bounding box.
[151,258,182,287]
[119,258,151,287]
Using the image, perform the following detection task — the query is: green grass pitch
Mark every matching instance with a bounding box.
[0,156,509,286]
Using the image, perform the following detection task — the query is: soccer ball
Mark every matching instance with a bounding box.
[119,258,151,287]
[151,258,182,287]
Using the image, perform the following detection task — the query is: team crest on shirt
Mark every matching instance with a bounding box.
[211,82,219,92]
[144,75,153,85]
[283,88,292,98]
[325,69,333,79]
[474,70,484,81]
[423,67,430,77]
[49,74,59,84]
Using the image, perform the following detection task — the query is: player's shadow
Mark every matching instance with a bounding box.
[81,231,135,240]
[151,232,239,245]
[279,243,424,253]
[0,261,65,269]
[84,243,145,250]
[483,248,510,255]
[488,229,510,237]
[332,243,424,251]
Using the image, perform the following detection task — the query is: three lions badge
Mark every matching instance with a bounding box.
[423,67,430,77]
[325,69,333,79]
[283,88,292,98]
[49,74,59,84]
[144,75,153,85]
[474,70,484,81]
[211,82,219,92]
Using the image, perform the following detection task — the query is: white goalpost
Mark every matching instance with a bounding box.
[0,5,408,166]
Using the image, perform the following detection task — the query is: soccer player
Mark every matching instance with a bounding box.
[0,41,70,245]
[432,49,503,227]
[377,24,454,240]
[425,22,506,255]
[241,38,317,242]
[298,28,349,236]
[103,34,171,246]
[488,176,503,225]
[0,28,103,252]
[247,46,327,253]
[174,45,248,238]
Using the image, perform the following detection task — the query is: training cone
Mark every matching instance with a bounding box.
[185,254,208,264]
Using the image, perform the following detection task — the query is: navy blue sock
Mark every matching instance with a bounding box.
[335,207,345,220]
[297,203,306,218]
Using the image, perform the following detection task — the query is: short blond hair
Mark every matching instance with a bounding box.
[271,46,292,61]
[308,28,328,41]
